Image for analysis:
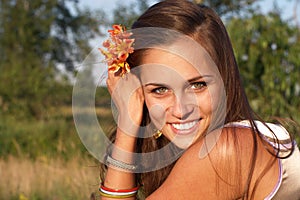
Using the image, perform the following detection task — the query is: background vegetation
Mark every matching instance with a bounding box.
[0,0,299,199]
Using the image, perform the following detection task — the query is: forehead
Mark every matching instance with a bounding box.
[141,49,198,76]
[139,46,217,84]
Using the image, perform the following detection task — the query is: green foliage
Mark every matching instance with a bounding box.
[0,0,102,70]
[227,11,300,124]
[193,0,262,16]
[0,112,88,160]
[112,0,151,28]
[0,86,113,160]
[0,0,104,119]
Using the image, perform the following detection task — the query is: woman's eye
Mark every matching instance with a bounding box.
[191,82,207,89]
[152,87,169,94]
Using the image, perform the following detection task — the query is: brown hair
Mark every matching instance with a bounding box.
[101,0,294,199]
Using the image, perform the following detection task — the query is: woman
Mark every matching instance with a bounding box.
[99,0,300,199]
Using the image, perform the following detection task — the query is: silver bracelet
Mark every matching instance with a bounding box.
[106,155,137,171]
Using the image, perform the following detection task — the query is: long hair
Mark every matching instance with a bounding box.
[101,0,294,199]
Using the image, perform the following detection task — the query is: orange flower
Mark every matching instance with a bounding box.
[118,51,129,62]
[108,25,123,36]
[99,25,134,76]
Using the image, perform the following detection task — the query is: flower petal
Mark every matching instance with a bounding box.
[124,62,131,73]
[112,25,122,32]
[108,64,120,73]
[102,40,111,48]
[100,24,134,77]
[118,52,129,62]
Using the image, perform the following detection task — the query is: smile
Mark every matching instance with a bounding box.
[171,119,200,131]
[172,121,197,130]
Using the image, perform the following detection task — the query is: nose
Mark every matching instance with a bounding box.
[171,95,194,120]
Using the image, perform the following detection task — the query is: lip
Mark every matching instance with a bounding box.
[169,119,201,135]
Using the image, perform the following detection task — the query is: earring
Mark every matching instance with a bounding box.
[153,129,163,139]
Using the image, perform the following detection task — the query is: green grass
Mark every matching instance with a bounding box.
[0,114,85,160]
[0,107,106,200]
[0,156,100,200]
[0,100,116,200]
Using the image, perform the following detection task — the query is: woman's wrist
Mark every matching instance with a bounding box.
[109,127,137,163]
[102,127,138,199]
[106,154,137,171]
[117,111,142,137]
[102,105,141,199]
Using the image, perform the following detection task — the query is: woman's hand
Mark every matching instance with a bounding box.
[106,71,144,136]
[103,71,142,198]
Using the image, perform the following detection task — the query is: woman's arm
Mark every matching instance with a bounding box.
[146,127,280,200]
[101,128,137,200]
[101,72,144,200]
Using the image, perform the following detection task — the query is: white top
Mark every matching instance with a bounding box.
[225,120,300,200]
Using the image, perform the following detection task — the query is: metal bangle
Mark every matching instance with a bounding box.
[106,155,137,171]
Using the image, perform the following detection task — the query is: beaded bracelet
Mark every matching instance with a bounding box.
[101,185,139,193]
[99,190,136,198]
[99,185,139,199]
[106,155,137,171]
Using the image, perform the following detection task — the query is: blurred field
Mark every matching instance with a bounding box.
[0,156,99,200]
[0,102,114,200]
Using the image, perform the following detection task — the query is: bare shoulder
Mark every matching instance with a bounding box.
[147,127,280,200]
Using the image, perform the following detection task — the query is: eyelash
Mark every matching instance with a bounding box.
[151,81,207,95]
[190,81,207,90]
[152,87,169,94]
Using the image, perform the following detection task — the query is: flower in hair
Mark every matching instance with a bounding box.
[99,25,134,76]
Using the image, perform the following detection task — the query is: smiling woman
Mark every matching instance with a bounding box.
[139,47,223,149]
[98,0,300,200]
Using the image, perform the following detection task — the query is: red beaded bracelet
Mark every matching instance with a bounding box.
[100,185,139,193]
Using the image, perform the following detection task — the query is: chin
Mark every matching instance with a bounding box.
[164,126,203,149]
[171,136,197,149]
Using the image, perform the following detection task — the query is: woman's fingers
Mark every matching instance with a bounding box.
[106,70,121,94]
[107,71,145,135]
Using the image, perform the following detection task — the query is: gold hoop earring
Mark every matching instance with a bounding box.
[153,130,163,139]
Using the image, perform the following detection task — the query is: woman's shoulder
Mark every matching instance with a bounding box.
[148,124,280,199]
[184,124,281,198]
[183,125,259,179]
[187,123,259,164]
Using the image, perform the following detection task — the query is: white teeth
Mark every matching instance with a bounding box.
[172,120,198,130]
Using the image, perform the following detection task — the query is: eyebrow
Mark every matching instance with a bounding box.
[144,83,169,87]
[144,75,213,87]
[187,75,213,83]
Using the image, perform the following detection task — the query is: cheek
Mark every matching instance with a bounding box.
[196,93,212,114]
[144,97,167,129]
[200,85,225,121]
[196,88,221,114]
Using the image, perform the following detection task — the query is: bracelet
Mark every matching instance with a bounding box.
[106,155,137,171]
[101,185,139,193]
[99,184,139,199]
[99,190,136,198]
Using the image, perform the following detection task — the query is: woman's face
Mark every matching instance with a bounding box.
[139,47,224,149]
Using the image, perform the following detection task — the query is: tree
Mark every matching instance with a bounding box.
[193,0,262,16]
[227,10,300,123]
[111,0,151,28]
[0,0,105,118]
